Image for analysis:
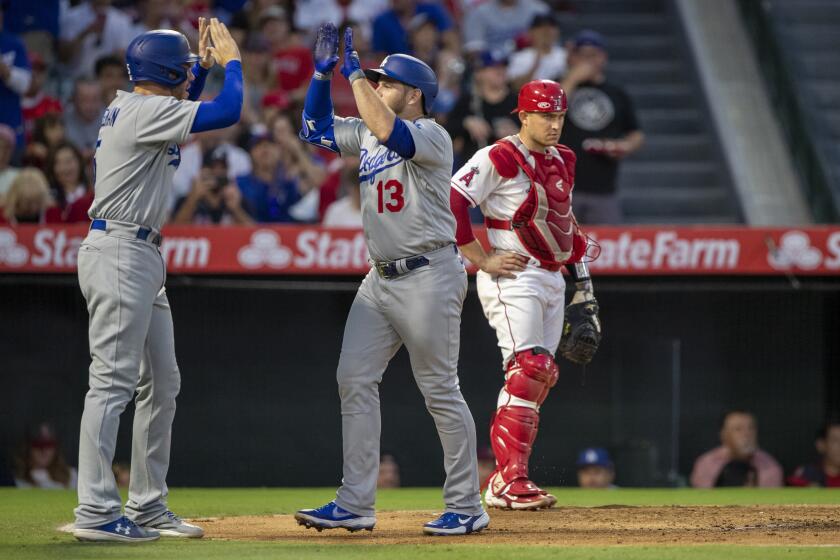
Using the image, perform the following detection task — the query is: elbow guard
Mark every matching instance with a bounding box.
[299,110,340,154]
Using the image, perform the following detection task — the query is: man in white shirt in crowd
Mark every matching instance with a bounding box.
[59,0,133,80]
[507,14,566,91]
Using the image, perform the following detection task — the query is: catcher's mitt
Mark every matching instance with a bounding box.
[558,298,601,365]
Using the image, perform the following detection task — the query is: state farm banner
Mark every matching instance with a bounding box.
[1,224,839,276]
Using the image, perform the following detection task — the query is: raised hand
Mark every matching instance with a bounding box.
[313,22,339,76]
[207,18,241,67]
[198,17,215,69]
[340,27,363,82]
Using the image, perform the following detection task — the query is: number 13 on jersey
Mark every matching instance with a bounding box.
[376,179,405,213]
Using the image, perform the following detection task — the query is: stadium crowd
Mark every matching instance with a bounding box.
[5,415,840,489]
[0,0,643,227]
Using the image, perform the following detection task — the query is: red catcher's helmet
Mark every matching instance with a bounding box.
[512,80,567,114]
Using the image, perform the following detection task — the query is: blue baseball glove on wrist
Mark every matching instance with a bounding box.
[313,22,339,79]
[340,27,365,82]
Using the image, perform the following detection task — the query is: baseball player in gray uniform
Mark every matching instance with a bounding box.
[294,23,489,536]
[72,19,243,542]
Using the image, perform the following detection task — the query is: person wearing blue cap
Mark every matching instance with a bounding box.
[576,447,617,489]
[560,29,644,225]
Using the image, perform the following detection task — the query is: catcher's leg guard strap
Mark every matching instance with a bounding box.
[501,347,559,408]
[489,406,540,487]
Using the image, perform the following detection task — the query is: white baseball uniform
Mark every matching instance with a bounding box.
[74,91,199,528]
[451,142,575,369]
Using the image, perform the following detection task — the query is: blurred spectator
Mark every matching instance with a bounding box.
[507,13,566,91]
[94,55,128,106]
[690,410,783,488]
[63,79,104,159]
[59,0,133,80]
[447,51,519,166]
[0,4,32,155]
[112,462,130,489]
[13,423,77,489]
[462,0,549,55]
[22,53,62,143]
[322,156,362,228]
[241,35,277,129]
[293,0,388,38]
[408,13,442,65]
[173,126,252,208]
[372,0,457,56]
[261,6,313,104]
[2,0,59,67]
[130,0,194,40]
[272,113,326,221]
[0,166,61,224]
[576,447,616,489]
[46,142,94,223]
[172,149,254,225]
[477,446,495,487]
[788,419,840,488]
[235,134,290,223]
[377,453,400,489]
[0,123,19,200]
[24,113,65,169]
[560,30,644,225]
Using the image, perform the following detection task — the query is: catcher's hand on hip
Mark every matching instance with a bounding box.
[313,22,339,76]
[558,298,601,365]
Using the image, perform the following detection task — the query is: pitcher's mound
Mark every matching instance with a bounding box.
[199,505,840,546]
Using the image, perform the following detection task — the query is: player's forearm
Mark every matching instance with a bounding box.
[458,239,491,270]
[351,78,395,143]
[304,74,334,119]
[566,261,595,304]
[187,63,209,101]
[191,61,243,133]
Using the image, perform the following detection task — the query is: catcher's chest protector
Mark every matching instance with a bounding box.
[493,136,575,267]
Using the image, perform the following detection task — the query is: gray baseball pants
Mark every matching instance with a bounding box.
[334,245,483,517]
[74,224,180,528]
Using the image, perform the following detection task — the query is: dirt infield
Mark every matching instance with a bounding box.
[200,505,840,546]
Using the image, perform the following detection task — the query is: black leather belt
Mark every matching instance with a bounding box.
[374,255,430,280]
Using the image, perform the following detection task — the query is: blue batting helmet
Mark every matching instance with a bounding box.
[364,54,438,114]
[126,30,200,88]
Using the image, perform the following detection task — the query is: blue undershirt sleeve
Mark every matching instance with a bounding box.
[190,61,243,133]
[187,63,209,101]
[299,76,340,154]
[383,117,416,159]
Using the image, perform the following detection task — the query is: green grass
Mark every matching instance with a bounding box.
[0,488,838,559]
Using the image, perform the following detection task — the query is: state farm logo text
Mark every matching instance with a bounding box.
[237,229,369,270]
[589,231,740,270]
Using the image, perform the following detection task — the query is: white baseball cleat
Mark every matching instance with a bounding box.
[139,510,204,538]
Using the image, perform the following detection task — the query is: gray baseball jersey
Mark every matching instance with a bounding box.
[88,91,200,231]
[333,116,456,261]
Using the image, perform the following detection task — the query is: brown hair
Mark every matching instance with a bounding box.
[46,142,89,206]
[13,425,73,487]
